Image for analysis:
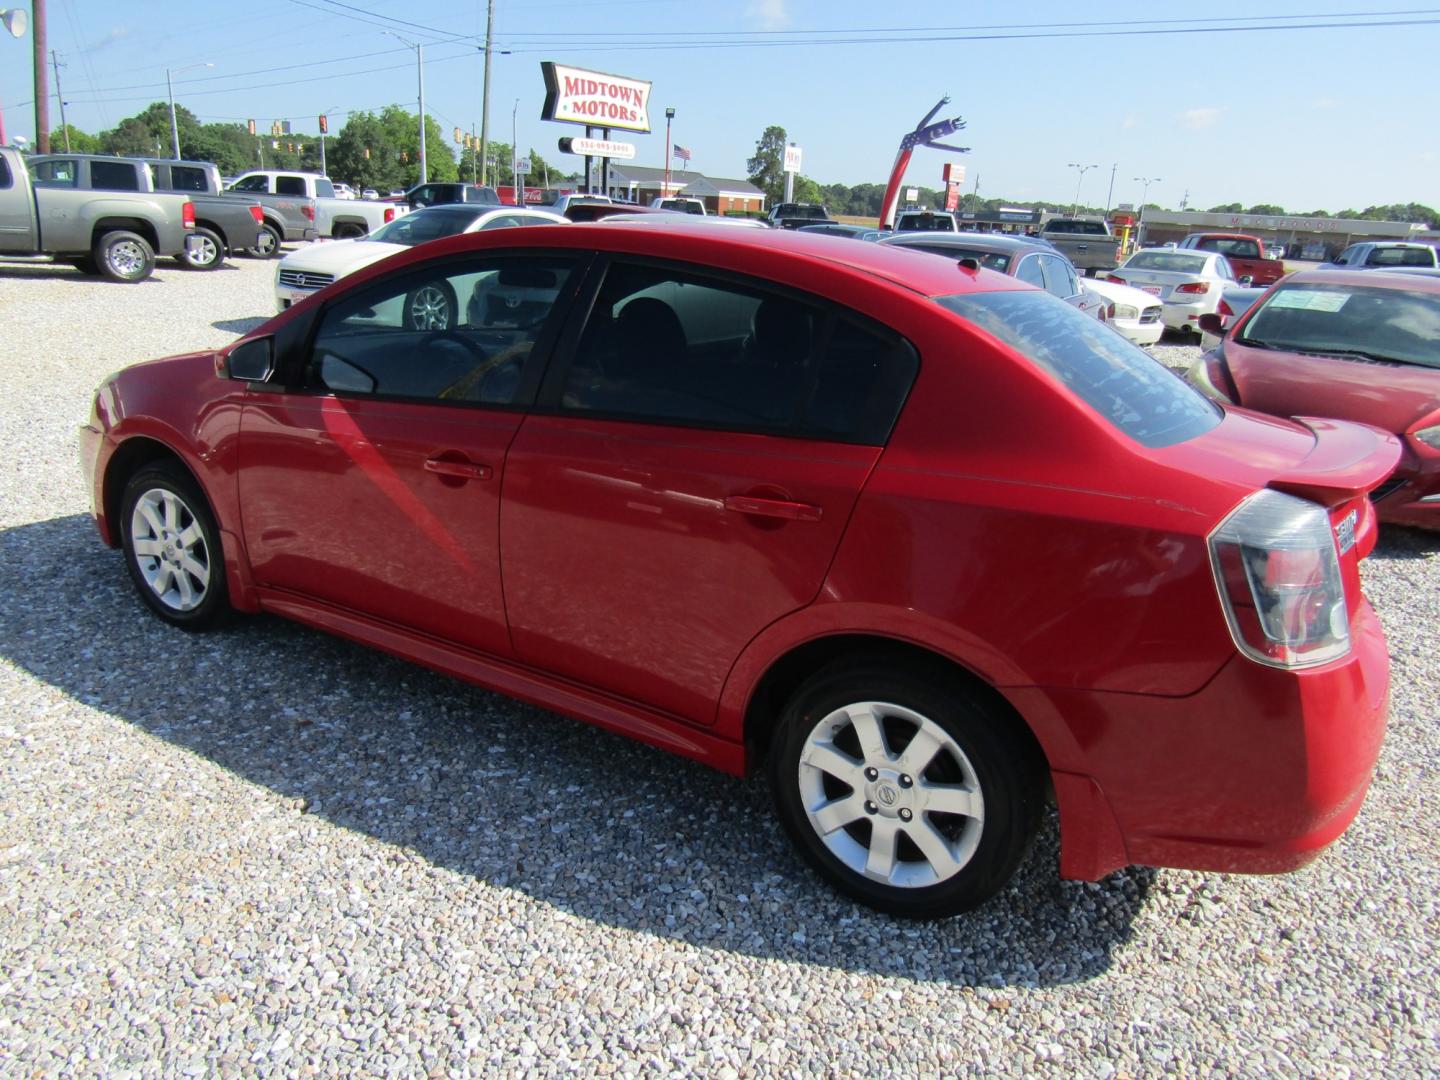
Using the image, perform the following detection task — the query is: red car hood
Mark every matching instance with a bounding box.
[1223,341,1440,434]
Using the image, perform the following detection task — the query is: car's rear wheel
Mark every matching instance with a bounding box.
[403,280,457,330]
[94,230,155,283]
[119,462,230,630]
[180,226,224,271]
[249,223,282,259]
[769,660,1043,918]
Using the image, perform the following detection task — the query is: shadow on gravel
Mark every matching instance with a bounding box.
[1374,524,1440,559]
[211,317,270,336]
[0,513,1155,989]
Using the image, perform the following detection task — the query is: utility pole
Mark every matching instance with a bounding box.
[479,0,494,187]
[1104,162,1117,213]
[969,173,980,215]
[50,48,67,151]
[511,98,519,205]
[1067,162,1098,217]
[1180,189,1190,211]
[32,0,48,152]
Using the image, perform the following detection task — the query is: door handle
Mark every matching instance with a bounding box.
[724,495,822,522]
[424,457,493,481]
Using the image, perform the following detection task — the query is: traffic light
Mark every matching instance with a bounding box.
[247,119,256,136]
[363,147,370,159]
[319,114,329,134]
[453,126,462,144]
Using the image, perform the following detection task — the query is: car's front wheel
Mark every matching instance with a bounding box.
[119,462,231,630]
[769,660,1044,918]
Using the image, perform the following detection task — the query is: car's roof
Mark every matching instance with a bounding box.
[378,220,1026,299]
[1287,267,1440,292]
[883,232,1042,254]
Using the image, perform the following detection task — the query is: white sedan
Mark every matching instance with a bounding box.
[1080,276,1164,346]
[1105,248,1240,340]
[274,205,567,311]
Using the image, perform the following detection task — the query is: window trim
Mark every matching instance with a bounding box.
[533,252,920,447]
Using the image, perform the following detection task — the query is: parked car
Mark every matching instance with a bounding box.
[331,182,357,200]
[529,193,613,215]
[0,147,197,282]
[274,203,566,310]
[404,182,501,211]
[766,202,832,229]
[894,210,959,233]
[1038,217,1122,274]
[1077,275,1165,346]
[1197,284,1268,350]
[227,170,395,241]
[1189,269,1439,530]
[81,225,1399,919]
[1177,233,1285,286]
[1107,249,1240,339]
[879,232,1108,320]
[1321,242,1439,271]
[361,188,379,200]
[1264,242,1285,261]
[795,223,883,241]
[653,197,706,215]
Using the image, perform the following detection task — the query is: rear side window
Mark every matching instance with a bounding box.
[168,166,208,192]
[314,178,336,199]
[560,262,917,444]
[31,159,78,186]
[90,161,141,191]
[936,290,1219,447]
[275,176,307,197]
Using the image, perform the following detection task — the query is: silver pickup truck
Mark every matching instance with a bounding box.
[226,170,397,241]
[1038,217,1122,274]
[0,146,196,282]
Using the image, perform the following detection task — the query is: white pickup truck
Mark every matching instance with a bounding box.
[226,170,400,240]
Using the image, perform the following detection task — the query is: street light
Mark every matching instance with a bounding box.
[1133,176,1161,208]
[1067,162,1098,217]
[384,30,426,185]
[663,106,675,198]
[166,61,213,160]
[0,8,28,148]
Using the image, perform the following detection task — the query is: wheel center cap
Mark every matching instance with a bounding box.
[866,770,912,818]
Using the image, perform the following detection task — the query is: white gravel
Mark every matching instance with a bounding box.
[1,255,1436,1077]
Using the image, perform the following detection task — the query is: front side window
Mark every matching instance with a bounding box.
[937,290,1220,448]
[230,175,269,193]
[309,255,578,405]
[560,262,917,444]
[31,159,78,186]
[275,176,307,197]
[1239,282,1440,370]
[90,160,141,191]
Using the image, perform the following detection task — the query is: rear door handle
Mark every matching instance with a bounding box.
[424,457,493,481]
[724,495,823,522]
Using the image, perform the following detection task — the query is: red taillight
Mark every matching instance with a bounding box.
[384,207,396,223]
[302,205,316,222]
[1105,302,1116,321]
[182,201,195,229]
[1175,281,1211,295]
[248,206,264,224]
[1217,298,1234,318]
[1105,274,1125,284]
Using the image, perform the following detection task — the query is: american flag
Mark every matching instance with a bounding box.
[673,145,692,162]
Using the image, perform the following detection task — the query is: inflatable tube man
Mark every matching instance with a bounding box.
[879,97,970,229]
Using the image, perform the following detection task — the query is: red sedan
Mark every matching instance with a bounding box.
[1190,268,1440,530]
[80,225,1398,918]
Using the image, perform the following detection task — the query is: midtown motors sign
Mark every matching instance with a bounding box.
[541,62,653,134]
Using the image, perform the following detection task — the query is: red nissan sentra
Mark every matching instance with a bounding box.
[80,224,1398,918]
[1189,268,1440,531]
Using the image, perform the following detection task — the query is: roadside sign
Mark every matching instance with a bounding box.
[784,145,802,174]
[558,137,637,160]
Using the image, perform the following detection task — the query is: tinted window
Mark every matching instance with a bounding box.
[369,209,484,246]
[0,156,10,189]
[1240,282,1440,370]
[1367,247,1435,268]
[1039,255,1078,299]
[168,165,208,192]
[898,214,956,232]
[561,263,917,444]
[1045,221,1106,235]
[230,175,269,193]
[1015,255,1046,288]
[1195,237,1259,258]
[32,159,78,186]
[315,178,336,199]
[309,255,577,404]
[90,161,141,191]
[275,176,308,197]
[936,291,1219,448]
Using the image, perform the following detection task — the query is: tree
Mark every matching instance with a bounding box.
[46,124,101,153]
[1206,202,1243,214]
[746,125,788,206]
[328,111,401,191]
[1245,204,1284,216]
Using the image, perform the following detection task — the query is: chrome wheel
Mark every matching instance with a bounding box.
[407,284,453,330]
[252,227,279,258]
[108,240,147,277]
[188,232,220,268]
[797,700,984,889]
[129,487,211,612]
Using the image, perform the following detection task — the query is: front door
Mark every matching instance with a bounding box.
[238,252,582,656]
[500,258,919,723]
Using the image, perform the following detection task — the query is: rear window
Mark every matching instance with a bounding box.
[897,214,956,232]
[936,291,1220,447]
[276,175,307,197]
[1366,247,1436,268]
[1194,237,1259,258]
[1124,251,1209,274]
[1239,282,1440,370]
[1045,220,1106,235]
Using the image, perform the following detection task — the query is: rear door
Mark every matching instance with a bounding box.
[499,258,919,723]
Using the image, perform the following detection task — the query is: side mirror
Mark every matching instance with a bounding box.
[225,337,274,382]
[1197,313,1224,336]
[1237,275,1254,287]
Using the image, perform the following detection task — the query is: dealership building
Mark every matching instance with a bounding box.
[602,164,767,214]
[1135,209,1433,261]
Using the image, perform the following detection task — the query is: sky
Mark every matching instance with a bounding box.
[2,1,1437,213]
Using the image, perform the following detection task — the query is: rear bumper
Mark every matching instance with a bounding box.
[1161,296,1219,331]
[1042,598,1389,880]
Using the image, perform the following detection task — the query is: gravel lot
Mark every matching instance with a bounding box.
[1,254,1436,1077]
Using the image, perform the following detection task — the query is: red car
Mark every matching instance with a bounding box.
[1191,268,1440,531]
[80,226,1399,918]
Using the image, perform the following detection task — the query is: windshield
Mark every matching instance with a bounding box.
[1124,251,1208,274]
[906,244,1011,272]
[1239,282,1440,369]
[369,210,482,246]
[936,291,1220,447]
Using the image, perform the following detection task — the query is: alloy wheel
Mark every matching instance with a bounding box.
[129,487,211,612]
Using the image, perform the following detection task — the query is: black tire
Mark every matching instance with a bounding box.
[93,230,155,283]
[768,659,1044,918]
[249,222,283,259]
[119,461,231,631]
[180,226,225,270]
[403,279,458,330]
